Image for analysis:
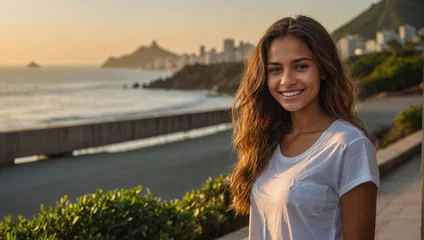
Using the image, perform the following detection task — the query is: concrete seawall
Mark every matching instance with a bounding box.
[0,108,231,167]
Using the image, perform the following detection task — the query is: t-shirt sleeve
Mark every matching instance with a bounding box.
[337,137,380,197]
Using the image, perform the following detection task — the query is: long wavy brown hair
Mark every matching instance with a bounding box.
[228,15,367,216]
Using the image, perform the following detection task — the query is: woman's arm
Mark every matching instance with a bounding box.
[340,181,378,240]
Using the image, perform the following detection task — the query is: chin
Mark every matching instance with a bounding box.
[282,104,304,112]
[277,94,318,113]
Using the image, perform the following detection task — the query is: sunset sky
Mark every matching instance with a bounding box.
[0,0,379,65]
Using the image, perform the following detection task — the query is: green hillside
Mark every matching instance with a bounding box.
[144,62,245,94]
[332,0,424,41]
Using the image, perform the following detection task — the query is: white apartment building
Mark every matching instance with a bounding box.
[376,30,401,50]
[365,39,377,53]
[399,24,416,44]
[337,35,365,59]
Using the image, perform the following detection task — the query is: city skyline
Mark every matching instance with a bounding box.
[0,0,379,65]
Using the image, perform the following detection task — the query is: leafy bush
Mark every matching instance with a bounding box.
[0,187,199,240]
[359,53,423,97]
[393,105,422,132]
[349,51,390,78]
[381,105,422,147]
[181,175,248,240]
[0,175,248,240]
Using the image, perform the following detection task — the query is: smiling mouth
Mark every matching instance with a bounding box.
[279,89,304,97]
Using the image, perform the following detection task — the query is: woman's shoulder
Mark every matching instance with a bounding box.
[329,119,370,148]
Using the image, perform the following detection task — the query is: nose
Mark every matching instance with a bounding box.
[279,70,296,87]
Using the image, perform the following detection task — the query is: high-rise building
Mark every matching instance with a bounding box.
[399,24,416,44]
[198,45,207,64]
[177,38,254,67]
[376,30,401,50]
[365,39,377,53]
[205,48,217,64]
[223,39,235,62]
[236,41,254,61]
[337,35,364,59]
[199,45,205,57]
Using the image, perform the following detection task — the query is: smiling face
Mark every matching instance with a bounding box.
[266,35,322,113]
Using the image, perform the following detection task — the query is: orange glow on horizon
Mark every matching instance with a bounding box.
[0,0,378,65]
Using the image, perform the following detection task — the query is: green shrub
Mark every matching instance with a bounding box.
[0,187,199,240]
[180,175,248,240]
[181,175,228,239]
[349,51,390,78]
[381,105,422,147]
[0,175,249,240]
[359,53,423,97]
[392,105,422,134]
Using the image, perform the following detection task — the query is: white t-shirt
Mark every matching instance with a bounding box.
[249,119,380,240]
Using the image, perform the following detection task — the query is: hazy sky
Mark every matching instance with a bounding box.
[0,0,379,65]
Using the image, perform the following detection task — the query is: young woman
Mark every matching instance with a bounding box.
[229,15,380,240]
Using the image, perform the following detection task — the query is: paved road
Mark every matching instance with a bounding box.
[356,95,422,136]
[0,95,421,219]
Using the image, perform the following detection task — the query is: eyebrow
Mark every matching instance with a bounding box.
[267,57,313,66]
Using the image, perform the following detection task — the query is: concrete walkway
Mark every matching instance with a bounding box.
[218,153,422,240]
[375,153,421,240]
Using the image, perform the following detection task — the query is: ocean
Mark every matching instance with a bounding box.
[0,65,234,131]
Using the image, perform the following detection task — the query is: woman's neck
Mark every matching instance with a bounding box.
[289,101,336,135]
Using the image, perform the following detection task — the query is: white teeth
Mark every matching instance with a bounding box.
[281,90,302,97]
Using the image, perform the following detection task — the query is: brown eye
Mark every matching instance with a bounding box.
[295,64,308,71]
[268,67,281,73]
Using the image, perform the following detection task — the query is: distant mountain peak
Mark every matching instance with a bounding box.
[101,41,178,69]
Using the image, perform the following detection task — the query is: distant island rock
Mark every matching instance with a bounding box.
[101,41,178,70]
[27,61,41,68]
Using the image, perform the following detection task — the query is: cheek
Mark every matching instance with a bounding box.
[301,72,321,89]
